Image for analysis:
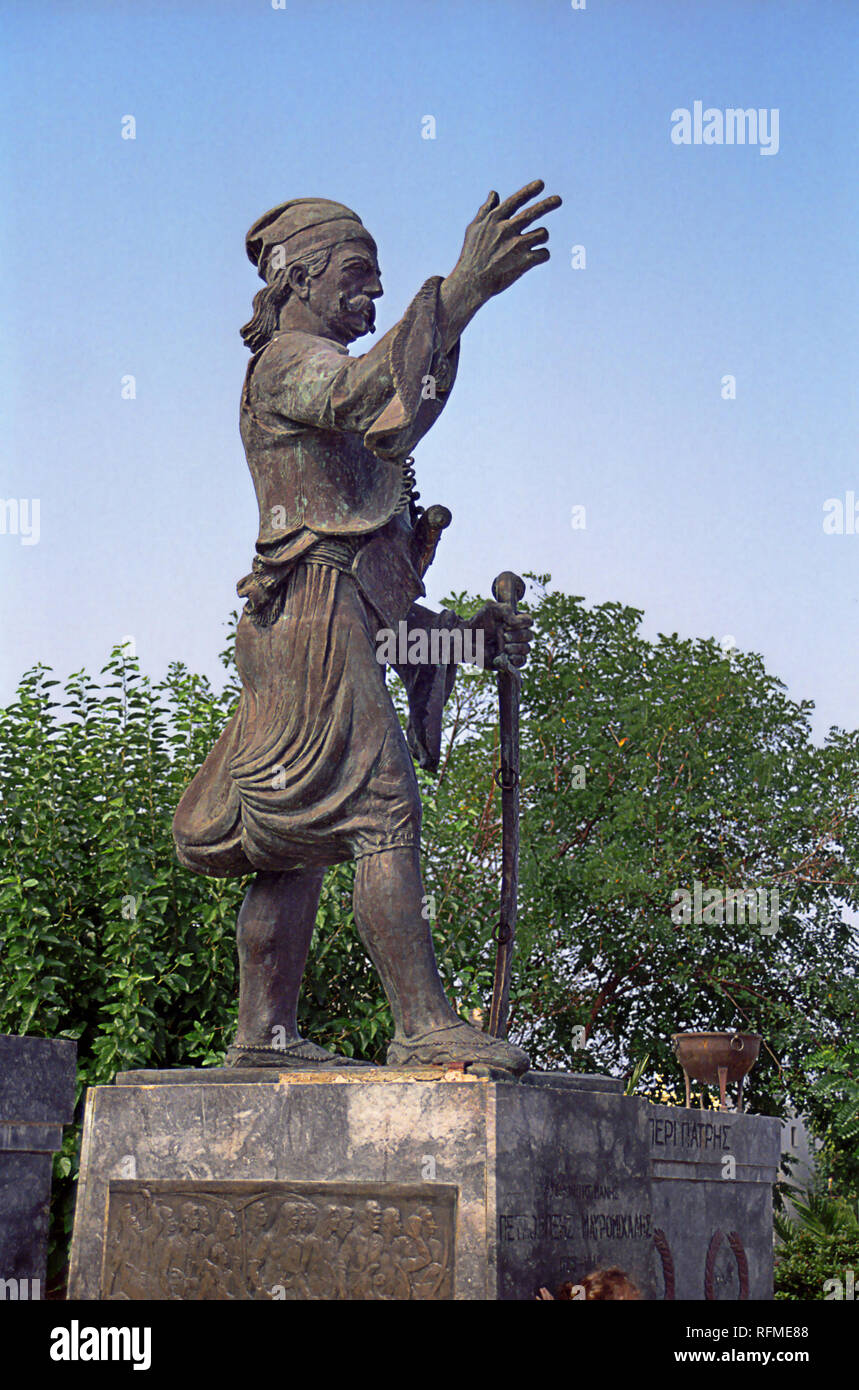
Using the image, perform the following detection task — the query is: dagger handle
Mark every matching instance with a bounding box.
[414,504,452,577]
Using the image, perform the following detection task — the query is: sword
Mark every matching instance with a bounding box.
[487,570,526,1039]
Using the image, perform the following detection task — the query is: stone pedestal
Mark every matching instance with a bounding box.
[68,1067,780,1301]
[649,1104,780,1300]
[0,1034,77,1298]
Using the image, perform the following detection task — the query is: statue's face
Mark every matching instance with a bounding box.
[382,1208,401,1237]
[304,238,382,345]
[248,1203,269,1232]
[416,1207,436,1237]
[217,1212,237,1241]
[363,1200,383,1233]
[182,1203,201,1232]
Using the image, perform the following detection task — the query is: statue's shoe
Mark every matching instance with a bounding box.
[223,1038,367,1069]
[386,1022,530,1076]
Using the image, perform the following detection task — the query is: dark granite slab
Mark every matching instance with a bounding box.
[0,1035,77,1297]
[0,1035,76,1124]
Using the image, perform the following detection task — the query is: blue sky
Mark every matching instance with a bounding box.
[1,0,857,739]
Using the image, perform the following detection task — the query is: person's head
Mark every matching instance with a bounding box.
[126,1204,145,1234]
[247,1201,270,1233]
[382,1207,402,1238]
[182,1201,206,1233]
[279,1200,303,1234]
[216,1210,238,1242]
[297,1205,317,1236]
[362,1199,383,1233]
[415,1205,437,1238]
[241,198,380,352]
[157,1204,179,1239]
[559,1267,640,1301]
[320,1205,340,1239]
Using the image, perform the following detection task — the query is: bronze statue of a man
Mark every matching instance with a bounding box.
[173,181,561,1073]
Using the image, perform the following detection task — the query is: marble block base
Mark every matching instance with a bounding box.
[67,1067,780,1301]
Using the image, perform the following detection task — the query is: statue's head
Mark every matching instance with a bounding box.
[241,198,381,352]
[382,1206,402,1237]
[362,1199,383,1233]
[181,1201,206,1232]
[415,1205,437,1237]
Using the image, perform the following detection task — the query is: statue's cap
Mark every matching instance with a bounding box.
[245,198,376,281]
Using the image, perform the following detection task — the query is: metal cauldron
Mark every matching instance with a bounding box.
[672,1032,762,1112]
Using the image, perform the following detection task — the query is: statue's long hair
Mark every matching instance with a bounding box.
[240,247,333,353]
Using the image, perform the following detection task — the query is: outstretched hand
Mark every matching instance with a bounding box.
[454,179,562,304]
[439,180,562,350]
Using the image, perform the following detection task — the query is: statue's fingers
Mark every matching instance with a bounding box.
[477,190,500,217]
[520,246,551,268]
[507,195,563,232]
[520,228,549,248]
[494,179,545,219]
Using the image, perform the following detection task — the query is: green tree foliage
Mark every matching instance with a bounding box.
[788,1041,859,1191]
[1,579,856,1285]
[511,580,858,1118]
[421,579,858,1133]
[773,1192,859,1300]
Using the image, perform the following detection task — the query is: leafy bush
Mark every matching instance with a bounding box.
[775,1231,859,1300]
[774,1190,859,1300]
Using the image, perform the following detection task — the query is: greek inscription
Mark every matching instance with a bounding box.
[499,1213,579,1242]
[649,1117,732,1151]
[544,1179,620,1202]
[499,1209,651,1243]
[580,1211,653,1242]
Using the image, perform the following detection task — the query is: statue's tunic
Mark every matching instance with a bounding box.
[173,278,460,878]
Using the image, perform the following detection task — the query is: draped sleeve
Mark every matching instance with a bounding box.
[249,276,460,460]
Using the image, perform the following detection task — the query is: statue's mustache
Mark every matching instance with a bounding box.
[338,292,376,333]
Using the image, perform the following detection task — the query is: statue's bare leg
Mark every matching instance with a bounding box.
[352,845,530,1074]
[225,849,530,1074]
[225,866,361,1067]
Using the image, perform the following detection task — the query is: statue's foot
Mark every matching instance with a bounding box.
[386,1022,530,1077]
[224,1038,367,1069]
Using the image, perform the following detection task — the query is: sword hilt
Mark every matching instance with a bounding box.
[491,571,526,671]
